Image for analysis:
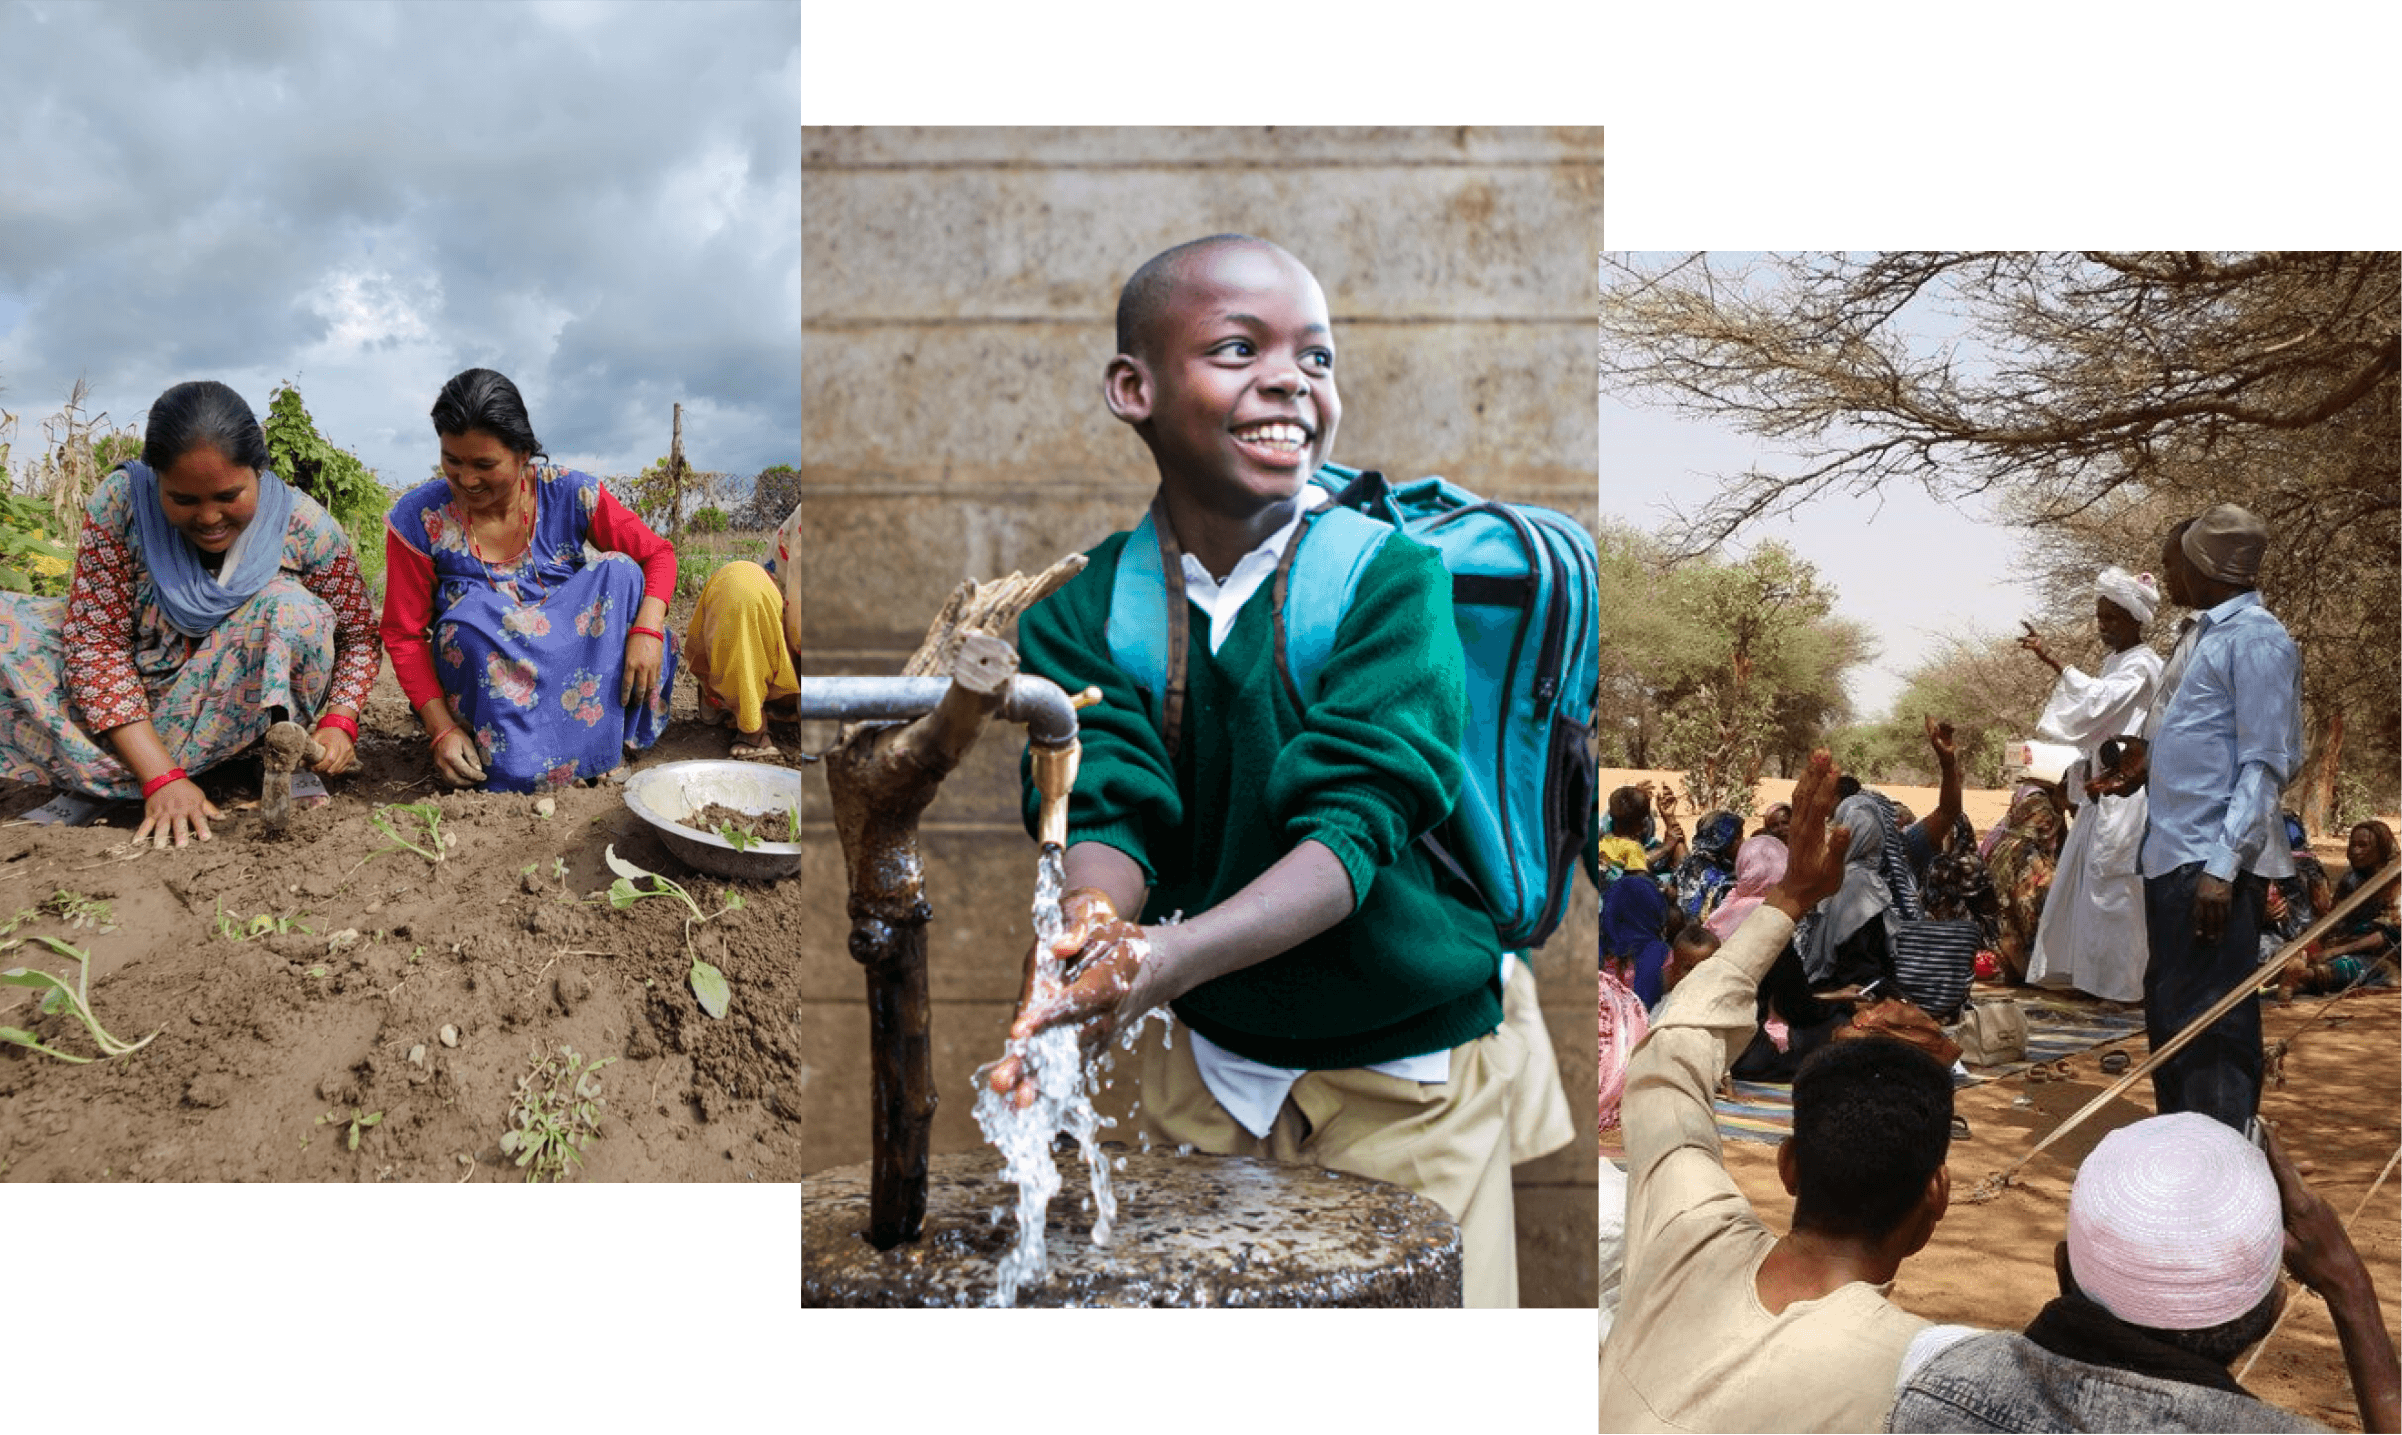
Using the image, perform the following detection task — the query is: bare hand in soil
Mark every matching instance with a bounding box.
[432,729,487,786]
[988,887,1153,1109]
[134,777,220,848]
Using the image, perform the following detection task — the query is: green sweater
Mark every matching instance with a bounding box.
[1018,523,1504,1069]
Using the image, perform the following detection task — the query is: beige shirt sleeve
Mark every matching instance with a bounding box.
[1619,904,1797,1279]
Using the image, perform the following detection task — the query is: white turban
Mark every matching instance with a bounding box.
[2095,567,2159,626]
[2066,1113,2284,1330]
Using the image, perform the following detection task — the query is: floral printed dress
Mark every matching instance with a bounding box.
[381,465,677,793]
[0,468,379,799]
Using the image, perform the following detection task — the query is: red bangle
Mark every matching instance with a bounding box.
[316,712,359,742]
[629,625,665,642]
[141,768,188,800]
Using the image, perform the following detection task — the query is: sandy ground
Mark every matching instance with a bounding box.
[0,590,806,1183]
[1599,767,2017,838]
[1713,989,2402,1430]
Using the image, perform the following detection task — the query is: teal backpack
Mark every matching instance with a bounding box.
[1107,463,1599,948]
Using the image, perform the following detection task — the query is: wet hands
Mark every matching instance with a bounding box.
[987,887,1157,1110]
[1765,749,1851,919]
[133,776,220,849]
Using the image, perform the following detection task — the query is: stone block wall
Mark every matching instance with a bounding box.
[799,126,1601,1307]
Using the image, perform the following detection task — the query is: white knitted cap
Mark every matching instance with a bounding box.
[2067,1113,2283,1330]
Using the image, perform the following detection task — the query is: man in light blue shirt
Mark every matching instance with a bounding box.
[2136,504,2303,1133]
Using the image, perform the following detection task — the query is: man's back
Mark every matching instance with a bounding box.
[1596,902,1932,1432]
[1889,1329,2325,1433]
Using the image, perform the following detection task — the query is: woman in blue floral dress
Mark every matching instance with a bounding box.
[379,369,677,793]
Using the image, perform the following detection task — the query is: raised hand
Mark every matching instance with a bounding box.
[1924,714,1958,771]
[1766,749,1851,919]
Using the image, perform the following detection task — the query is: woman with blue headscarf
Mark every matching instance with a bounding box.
[1601,872,1675,1007]
[0,381,380,846]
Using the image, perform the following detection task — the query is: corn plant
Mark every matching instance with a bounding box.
[0,936,158,1063]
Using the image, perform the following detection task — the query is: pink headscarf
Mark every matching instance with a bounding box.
[1704,834,1789,943]
[1598,968,1649,1137]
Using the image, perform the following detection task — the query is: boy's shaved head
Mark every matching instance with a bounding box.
[1116,234,1297,359]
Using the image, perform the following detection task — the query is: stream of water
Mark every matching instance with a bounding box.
[971,842,1123,1306]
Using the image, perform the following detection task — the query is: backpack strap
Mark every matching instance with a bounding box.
[1270,503,1392,710]
[1105,497,1194,760]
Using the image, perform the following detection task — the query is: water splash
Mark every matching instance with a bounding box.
[972,842,1126,1306]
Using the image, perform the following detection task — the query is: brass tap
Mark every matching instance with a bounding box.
[1029,739,1081,851]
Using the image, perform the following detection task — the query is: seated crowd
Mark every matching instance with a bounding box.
[1597,753,2398,1433]
[0,371,803,842]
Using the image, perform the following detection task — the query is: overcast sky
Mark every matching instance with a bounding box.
[0,0,799,489]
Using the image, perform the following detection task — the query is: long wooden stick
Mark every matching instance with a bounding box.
[1969,857,2402,1202]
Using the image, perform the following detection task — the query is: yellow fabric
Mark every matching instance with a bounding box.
[1140,1014,1525,1308]
[1598,834,1650,876]
[683,560,797,734]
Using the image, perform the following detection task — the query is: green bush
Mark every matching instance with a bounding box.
[262,384,393,586]
[690,506,729,534]
[0,494,73,596]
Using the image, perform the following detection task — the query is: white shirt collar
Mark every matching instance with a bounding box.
[1177,486,1331,655]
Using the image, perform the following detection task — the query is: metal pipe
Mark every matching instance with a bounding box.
[799,674,1083,749]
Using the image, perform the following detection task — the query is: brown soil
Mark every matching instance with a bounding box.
[685,801,793,846]
[1717,990,2402,1431]
[0,637,812,1184]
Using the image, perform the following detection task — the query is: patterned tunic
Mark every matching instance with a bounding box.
[379,465,676,793]
[0,468,378,798]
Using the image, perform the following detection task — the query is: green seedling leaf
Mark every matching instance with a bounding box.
[39,986,66,1015]
[715,822,760,852]
[602,845,651,883]
[725,890,746,911]
[359,1111,382,1127]
[607,877,643,910]
[690,958,730,1019]
[0,1026,91,1063]
[304,966,328,979]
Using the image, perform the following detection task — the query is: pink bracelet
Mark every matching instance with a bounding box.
[316,712,359,742]
[629,625,665,642]
[141,768,188,800]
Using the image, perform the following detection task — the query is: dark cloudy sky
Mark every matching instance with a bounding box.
[0,0,799,488]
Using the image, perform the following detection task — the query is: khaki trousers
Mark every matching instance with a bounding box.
[1139,1015,1527,1308]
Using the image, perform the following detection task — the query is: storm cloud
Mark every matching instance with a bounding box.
[0,0,799,487]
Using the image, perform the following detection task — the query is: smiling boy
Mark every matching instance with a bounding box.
[991,234,1532,1305]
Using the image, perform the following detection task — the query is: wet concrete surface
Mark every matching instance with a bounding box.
[803,1147,1463,1307]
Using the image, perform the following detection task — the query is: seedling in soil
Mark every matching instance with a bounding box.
[367,800,450,867]
[214,899,313,942]
[786,803,802,843]
[43,891,113,930]
[499,1043,617,1182]
[0,935,159,1064]
[599,845,739,1018]
[317,1106,383,1151]
[713,820,762,852]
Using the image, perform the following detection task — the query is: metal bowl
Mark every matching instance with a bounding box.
[622,760,806,881]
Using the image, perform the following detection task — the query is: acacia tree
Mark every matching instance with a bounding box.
[1595,523,1858,813]
[1602,251,2400,831]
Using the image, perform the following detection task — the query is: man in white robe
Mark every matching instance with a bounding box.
[2020,567,2164,1002]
